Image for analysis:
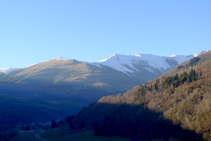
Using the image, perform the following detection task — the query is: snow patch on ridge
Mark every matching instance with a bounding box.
[96,54,139,74]
[91,52,204,75]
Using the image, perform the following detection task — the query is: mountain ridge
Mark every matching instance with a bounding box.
[1,51,209,74]
[0,51,209,103]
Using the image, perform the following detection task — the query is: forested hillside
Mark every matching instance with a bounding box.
[70,51,211,140]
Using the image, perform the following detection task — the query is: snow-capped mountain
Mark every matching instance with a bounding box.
[0,50,210,110]
[90,50,210,75]
[0,50,209,75]
[91,54,193,75]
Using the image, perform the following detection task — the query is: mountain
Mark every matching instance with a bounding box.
[71,50,211,140]
[0,51,207,131]
[91,53,194,75]
[2,51,208,76]
[0,58,141,101]
[0,53,198,102]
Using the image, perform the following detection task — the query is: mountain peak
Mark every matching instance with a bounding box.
[99,54,117,62]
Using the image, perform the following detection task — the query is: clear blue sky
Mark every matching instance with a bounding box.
[0,0,211,68]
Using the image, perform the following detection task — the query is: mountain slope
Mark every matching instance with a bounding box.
[71,51,211,140]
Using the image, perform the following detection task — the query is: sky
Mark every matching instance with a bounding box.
[0,0,211,68]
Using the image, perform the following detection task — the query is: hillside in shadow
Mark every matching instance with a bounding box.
[71,103,202,140]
